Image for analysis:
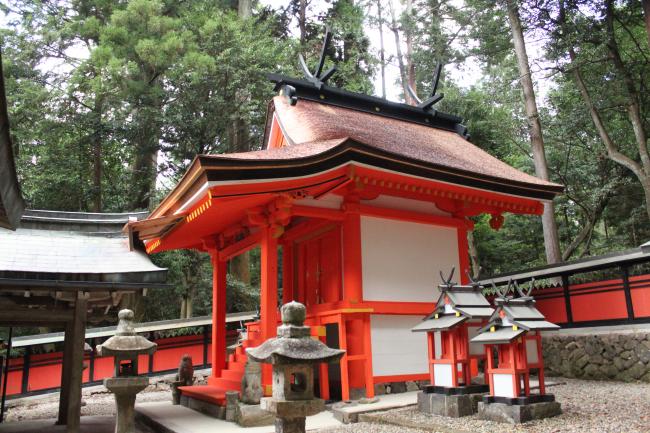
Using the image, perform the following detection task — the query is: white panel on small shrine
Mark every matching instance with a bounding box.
[361,216,461,302]
[526,338,539,364]
[433,364,453,387]
[492,374,515,398]
[370,314,428,377]
[468,325,484,356]
[434,331,442,359]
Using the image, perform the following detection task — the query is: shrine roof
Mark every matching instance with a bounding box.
[515,320,560,331]
[471,327,525,344]
[0,210,166,285]
[412,315,467,332]
[195,96,563,201]
[454,306,495,319]
[444,290,492,308]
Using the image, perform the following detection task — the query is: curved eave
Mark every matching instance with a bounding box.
[200,139,563,201]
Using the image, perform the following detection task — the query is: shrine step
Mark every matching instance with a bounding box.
[207,376,242,391]
[221,368,244,382]
[178,385,227,408]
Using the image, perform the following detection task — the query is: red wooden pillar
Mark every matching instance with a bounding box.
[260,226,279,394]
[342,199,362,304]
[209,254,227,382]
[456,224,471,284]
[281,241,294,304]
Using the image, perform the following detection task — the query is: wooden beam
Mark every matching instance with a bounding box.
[291,205,345,221]
[358,204,466,229]
[218,231,262,261]
[0,307,72,326]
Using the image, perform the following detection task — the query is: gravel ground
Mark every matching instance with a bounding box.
[6,376,650,432]
[2,368,215,423]
[318,378,650,433]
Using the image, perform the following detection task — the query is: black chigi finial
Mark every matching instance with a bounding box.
[407,62,445,111]
[299,26,337,90]
[439,267,456,290]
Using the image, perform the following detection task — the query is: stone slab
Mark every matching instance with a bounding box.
[135,401,342,433]
[0,416,116,433]
[179,395,226,419]
[235,403,275,427]
[331,390,418,424]
[417,391,484,417]
[477,400,562,424]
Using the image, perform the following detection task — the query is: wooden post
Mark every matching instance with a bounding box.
[621,266,635,320]
[342,200,362,304]
[202,325,210,368]
[21,347,30,394]
[363,314,375,398]
[210,255,228,381]
[260,227,278,393]
[561,274,573,324]
[57,321,74,425]
[66,293,87,433]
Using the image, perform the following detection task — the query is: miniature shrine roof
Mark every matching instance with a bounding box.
[471,327,525,344]
[412,314,466,332]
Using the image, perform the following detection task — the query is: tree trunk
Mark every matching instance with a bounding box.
[467,230,481,279]
[388,0,410,103]
[238,0,251,19]
[299,0,307,47]
[231,252,251,285]
[404,0,416,105]
[91,97,103,212]
[643,0,650,48]
[376,0,387,99]
[506,0,562,264]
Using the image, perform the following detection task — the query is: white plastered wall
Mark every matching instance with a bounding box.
[370,314,429,376]
[361,216,461,302]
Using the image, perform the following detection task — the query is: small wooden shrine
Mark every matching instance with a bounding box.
[470,281,561,422]
[412,268,493,390]
[128,29,563,409]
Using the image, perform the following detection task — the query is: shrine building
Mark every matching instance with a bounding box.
[127,66,563,406]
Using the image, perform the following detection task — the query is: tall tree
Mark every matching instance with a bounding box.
[505,0,562,264]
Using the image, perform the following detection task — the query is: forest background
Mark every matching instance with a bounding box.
[2,0,650,323]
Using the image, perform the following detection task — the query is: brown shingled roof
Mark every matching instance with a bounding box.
[270,96,560,191]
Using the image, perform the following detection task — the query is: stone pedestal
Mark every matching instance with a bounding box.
[104,377,149,433]
[477,398,561,424]
[417,391,483,418]
[170,381,182,405]
[275,417,306,433]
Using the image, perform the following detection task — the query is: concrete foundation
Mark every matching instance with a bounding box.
[180,395,226,419]
[416,391,483,418]
[477,400,562,424]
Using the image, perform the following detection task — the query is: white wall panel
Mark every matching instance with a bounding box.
[493,374,515,398]
[370,315,428,377]
[361,216,460,302]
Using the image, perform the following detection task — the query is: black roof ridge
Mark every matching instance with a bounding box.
[268,74,469,139]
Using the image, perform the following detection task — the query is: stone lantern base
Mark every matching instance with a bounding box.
[104,376,149,433]
[261,397,325,433]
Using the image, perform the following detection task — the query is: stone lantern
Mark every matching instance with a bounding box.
[97,309,157,433]
[246,301,345,433]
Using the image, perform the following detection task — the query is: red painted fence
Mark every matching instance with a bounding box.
[2,330,239,397]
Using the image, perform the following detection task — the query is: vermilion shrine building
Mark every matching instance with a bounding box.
[128,72,563,405]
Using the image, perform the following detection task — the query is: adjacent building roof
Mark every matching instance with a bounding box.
[0,50,25,230]
[0,210,164,284]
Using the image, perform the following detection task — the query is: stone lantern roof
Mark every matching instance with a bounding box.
[97,309,157,357]
[246,302,344,365]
